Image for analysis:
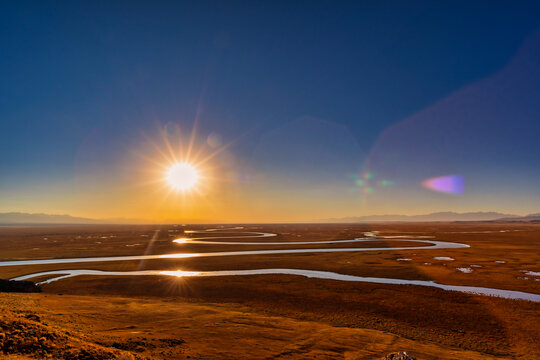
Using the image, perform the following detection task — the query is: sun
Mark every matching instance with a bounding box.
[166,162,199,191]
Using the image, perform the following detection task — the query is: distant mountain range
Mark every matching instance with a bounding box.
[0,212,137,225]
[520,213,540,218]
[495,213,540,223]
[322,211,526,223]
[1,211,538,224]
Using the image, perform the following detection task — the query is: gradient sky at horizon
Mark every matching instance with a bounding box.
[1,1,539,222]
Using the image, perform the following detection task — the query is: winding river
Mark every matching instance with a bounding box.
[3,228,540,302]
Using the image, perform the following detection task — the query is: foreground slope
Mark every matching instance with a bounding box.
[0,293,509,360]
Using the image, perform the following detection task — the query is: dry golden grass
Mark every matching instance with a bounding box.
[0,223,539,359]
[0,293,510,360]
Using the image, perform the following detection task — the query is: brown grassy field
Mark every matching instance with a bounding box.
[0,223,539,359]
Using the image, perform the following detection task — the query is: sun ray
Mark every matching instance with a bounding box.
[132,120,248,223]
[160,125,178,163]
[185,121,198,160]
[140,131,177,164]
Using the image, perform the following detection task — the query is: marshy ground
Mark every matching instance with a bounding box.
[0,222,539,359]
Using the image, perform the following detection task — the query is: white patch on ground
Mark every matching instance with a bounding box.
[470,265,482,268]
[525,271,540,276]
[423,262,432,265]
[434,256,455,261]
[396,258,411,261]
[457,267,473,273]
[380,235,435,239]
[495,260,506,264]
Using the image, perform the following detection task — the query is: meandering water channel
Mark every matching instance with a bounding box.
[3,228,540,302]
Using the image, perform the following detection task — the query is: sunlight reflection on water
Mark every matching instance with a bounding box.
[4,228,540,302]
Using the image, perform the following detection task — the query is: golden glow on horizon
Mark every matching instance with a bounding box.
[123,120,249,223]
[166,162,199,191]
[17,121,517,223]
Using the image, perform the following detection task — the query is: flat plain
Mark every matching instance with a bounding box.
[0,222,539,359]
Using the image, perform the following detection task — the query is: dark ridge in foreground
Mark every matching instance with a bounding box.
[0,279,41,293]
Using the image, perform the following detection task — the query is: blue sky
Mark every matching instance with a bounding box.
[1,1,539,221]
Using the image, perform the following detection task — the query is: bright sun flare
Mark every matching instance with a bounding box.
[166,162,199,191]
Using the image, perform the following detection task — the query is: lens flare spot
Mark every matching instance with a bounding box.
[351,170,394,195]
[422,175,464,194]
[207,132,223,148]
[379,179,394,187]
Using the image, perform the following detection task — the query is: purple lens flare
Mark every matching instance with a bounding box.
[422,175,464,194]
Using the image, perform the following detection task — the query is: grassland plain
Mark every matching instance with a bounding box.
[0,223,539,359]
